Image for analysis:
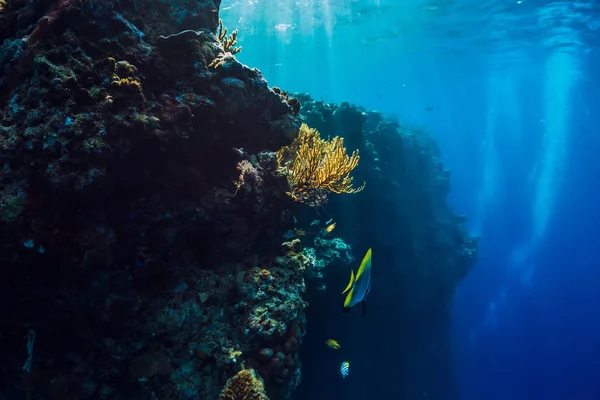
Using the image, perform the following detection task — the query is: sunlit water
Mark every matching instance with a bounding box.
[221,0,597,139]
[221,0,597,78]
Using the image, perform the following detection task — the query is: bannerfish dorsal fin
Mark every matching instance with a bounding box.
[342,268,355,295]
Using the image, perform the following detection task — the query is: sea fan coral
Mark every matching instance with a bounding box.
[277,123,365,206]
[219,369,270,400]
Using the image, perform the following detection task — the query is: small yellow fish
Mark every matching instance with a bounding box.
[325,339,341,349]
[325,222,336,232]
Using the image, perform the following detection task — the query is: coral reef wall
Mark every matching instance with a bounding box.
[0,0,476,399]
[294,96,477,400]
[0,1,305,399]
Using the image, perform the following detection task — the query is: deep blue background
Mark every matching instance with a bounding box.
[451,47,600,399]
[452,51,600,399]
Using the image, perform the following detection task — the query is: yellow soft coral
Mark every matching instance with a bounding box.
[277,123,365,206]
[219,369,269,400]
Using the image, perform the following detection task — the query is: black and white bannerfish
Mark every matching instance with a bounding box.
[342,248,372,315]
[340,361,350,378]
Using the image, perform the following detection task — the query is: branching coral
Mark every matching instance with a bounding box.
[210,19,242,69]
[216,19,241,54]
[277,123,365,206]
[219,369,270,400]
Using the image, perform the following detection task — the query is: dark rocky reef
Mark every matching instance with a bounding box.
[0,1,476,399]
[0,0,304,399]
[294,95,477,400]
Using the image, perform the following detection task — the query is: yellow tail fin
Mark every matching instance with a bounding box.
[342,269,355,294]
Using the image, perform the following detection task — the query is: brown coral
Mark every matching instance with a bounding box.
[108,58,142,90]
[215,18,242,55]
[277,123,365,206]
[272,87,301,116]
[234,159,263,195]
[210,19,242,69]
[219,369,270,400]
[282,238,302,254]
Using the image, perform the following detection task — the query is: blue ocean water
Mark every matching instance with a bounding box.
[221,0,600,398]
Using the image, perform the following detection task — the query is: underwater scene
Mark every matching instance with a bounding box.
[0,0,599,399]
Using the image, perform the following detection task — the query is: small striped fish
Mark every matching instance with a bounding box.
[340,361,349,378]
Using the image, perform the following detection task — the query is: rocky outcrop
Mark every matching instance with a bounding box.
[295,96,477,400]
[0,1,305,399]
